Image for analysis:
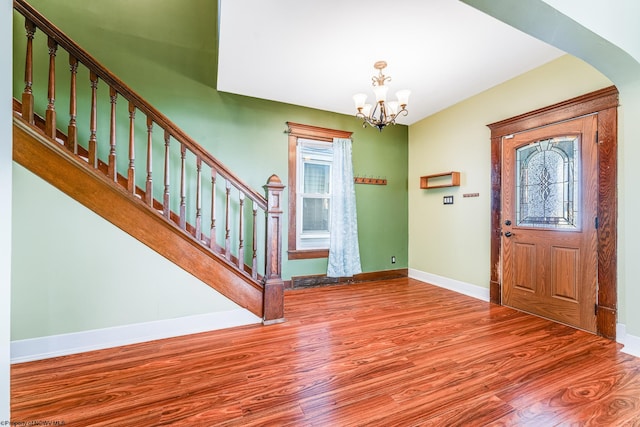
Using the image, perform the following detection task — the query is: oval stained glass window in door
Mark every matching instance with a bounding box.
[515,136,580,229]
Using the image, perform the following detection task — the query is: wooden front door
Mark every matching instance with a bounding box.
[501,115,598,332]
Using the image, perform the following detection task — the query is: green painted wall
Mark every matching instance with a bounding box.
[408,55,613,288]
[11,0,408,338]
[11,164,247,340]
[12,0,408,278]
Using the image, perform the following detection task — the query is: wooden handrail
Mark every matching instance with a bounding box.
[13,0,267,210]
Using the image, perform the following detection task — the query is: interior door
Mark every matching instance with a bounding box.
[502,115,598,332]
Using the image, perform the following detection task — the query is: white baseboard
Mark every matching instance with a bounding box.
[617,323,626,345]
[409,270,640,359]
[408,268,490,302]
[617,324,640,358]
[11,309,261,363]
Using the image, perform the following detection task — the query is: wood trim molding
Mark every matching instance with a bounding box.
[286,122,353,260]
[289,269,408,289]
[487,86,619,339]
[596,106,618,338]
[489,135,502,306]
[487,86,619,137]
[286,122,353,141]
[287,249,329,260]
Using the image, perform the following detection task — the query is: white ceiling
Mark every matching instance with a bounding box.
[217,0,565,125]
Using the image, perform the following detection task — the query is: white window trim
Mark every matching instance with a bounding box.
[296,139,333,250]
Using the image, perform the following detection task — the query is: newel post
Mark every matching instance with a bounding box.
[263,174,285,324]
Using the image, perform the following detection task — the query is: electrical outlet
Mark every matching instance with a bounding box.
[391,256,396,264]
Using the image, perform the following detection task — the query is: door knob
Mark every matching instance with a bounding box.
[504,231,513,237]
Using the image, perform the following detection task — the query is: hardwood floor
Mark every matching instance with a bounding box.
[11,278,640,426]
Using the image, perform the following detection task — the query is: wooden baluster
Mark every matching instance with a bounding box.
[195,157,202,240]
[209,170,217,250]
[252,205,258,279]
[224,180,231,260]
[127,101,136,193]
[238,193,245,269]
[45,36,58,139]
[108,87,117,181]
[88,71,98,168]
[67,55,78,152]
[145,116,153,206]
[263,174,285,324]
[22,19,36,124]
[163,130,171,219]
[179,144,186,229]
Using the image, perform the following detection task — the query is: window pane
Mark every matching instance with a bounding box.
[302,197,329,232]
[304,163,330,194]
[515,136,579,229]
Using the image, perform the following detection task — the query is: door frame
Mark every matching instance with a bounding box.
[487,86,619,339]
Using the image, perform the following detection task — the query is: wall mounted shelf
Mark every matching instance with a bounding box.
[420,171,460,189]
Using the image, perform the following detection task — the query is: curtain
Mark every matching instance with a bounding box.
[327,138,362,277]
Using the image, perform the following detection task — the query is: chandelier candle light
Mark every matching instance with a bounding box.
[353,61,410,131]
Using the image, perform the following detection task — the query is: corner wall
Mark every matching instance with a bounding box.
[1,0,12,417]
[408,55,613,289]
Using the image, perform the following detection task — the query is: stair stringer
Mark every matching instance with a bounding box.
[13,116,265,318]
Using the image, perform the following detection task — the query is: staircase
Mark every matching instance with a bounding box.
[11,0,285,324]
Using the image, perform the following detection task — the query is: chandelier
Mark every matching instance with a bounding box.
[353,61,410,131]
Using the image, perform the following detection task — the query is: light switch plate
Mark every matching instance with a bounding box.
[443,195,454,205]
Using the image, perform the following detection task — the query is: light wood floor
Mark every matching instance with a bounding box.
[11,278,640,426]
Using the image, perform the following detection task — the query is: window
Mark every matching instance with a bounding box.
[515,136,579,229]
[287,122,352,260]
[297,139,332,250]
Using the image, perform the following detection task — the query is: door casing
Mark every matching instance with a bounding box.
[487,86,618,339]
